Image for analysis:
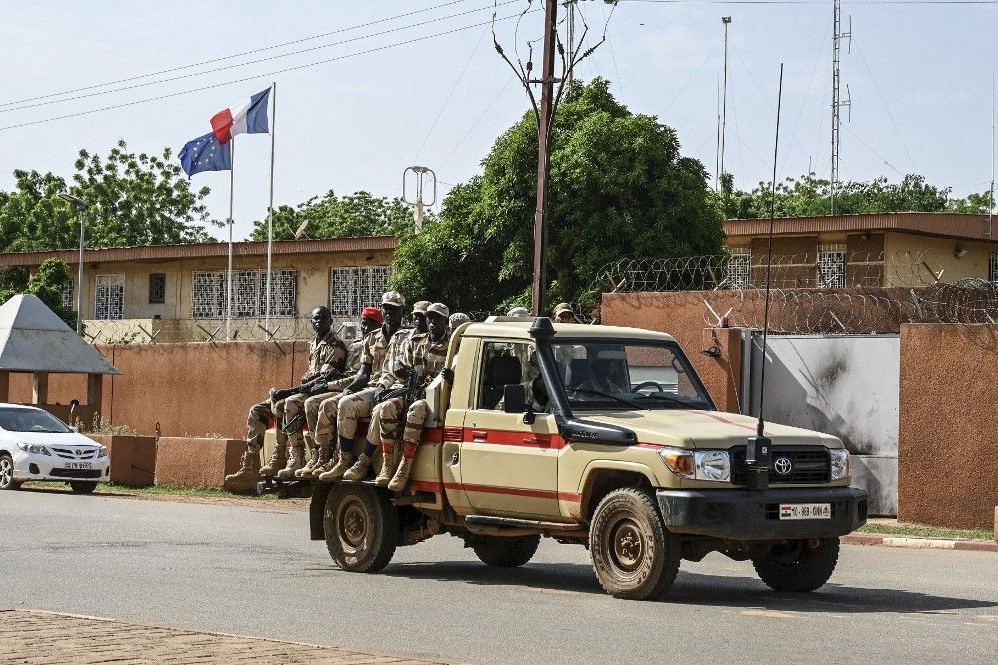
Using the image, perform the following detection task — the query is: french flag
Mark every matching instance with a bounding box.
[210,87,270,144]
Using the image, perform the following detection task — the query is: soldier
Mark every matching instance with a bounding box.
[223,306,346,494]
[448,312,470,333]
[294,307,383,479]
[316,291,409,481]
[348,302,452,490]
[507,306,530,317]
[552,302,579,323]
[410,300,430,338]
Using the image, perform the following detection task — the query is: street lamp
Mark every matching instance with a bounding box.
[57,193,88,335]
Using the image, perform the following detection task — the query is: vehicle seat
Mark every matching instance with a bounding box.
[482,354,523,409]
[566,358,592,391]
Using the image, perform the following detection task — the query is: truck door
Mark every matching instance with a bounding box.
[458,340,561,519]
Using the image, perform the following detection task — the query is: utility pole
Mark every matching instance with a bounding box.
[403,166,437,233]
[831,0,851,215]
[719,16,732,189]
[566,1,576,87]
[532,0,559,316]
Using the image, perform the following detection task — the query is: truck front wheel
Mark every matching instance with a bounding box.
[589,488,680,600]
[752,537,840,592]
[471,535,540,568]
[324,484,399,573]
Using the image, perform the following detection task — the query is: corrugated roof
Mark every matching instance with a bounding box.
[724,212,997,242]
[0,236,397,267]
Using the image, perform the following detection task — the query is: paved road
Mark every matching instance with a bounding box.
[2,489,996,665]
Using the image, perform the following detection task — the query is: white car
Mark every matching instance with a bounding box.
[0,404,110,494]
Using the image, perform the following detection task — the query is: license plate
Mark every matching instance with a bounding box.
[779,503,831,520]
[65,462,92,470]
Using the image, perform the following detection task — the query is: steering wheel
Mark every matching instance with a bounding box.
[632,381,666,394]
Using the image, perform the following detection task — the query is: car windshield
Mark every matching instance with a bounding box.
[0,407,73,433]
[552,340,713,411]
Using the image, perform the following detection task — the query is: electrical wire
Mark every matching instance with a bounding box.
[440,75,517,169]
[779,20,830,175]
[853,41,919,172]
[0,2,518,115]
[618,0,998,4]
[0,11,538,133]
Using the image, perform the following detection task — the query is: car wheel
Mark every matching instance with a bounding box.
[69,481,98,494]
[752,537,840,592]
[324,483,398,573]
[471,535,541,568]
[0,453,21,490]
[589,487,680,600]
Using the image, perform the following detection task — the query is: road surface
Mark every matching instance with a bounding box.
[2,488,996,664]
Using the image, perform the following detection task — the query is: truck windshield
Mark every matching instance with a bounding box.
[551,340,713,411]
[0,407,73,433]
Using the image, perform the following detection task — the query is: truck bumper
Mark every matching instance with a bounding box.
[656,487,868,540]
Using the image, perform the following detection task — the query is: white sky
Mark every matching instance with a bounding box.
[0,1,995,243]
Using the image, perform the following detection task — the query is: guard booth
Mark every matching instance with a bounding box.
[0,294,120,426]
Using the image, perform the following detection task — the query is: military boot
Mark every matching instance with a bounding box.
[343,453,372,482]
[310,445,338,479]
[223,450,261,494]
[259,444,287,477]
[319,438,355,481]
[277,444,306,479]
[295,444,320,478]
[374,447,396,486]
[387,457,414,492]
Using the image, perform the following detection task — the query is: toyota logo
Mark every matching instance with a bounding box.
[75,449,82,456]
[774,457,793,475]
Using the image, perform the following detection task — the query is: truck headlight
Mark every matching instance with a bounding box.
[694,450,731,482]
[16,442,51,455]
[829,448,850,480]
[658,448,694,478]
[97,446,108,458]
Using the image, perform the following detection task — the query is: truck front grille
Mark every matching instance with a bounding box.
[730,446,830,485]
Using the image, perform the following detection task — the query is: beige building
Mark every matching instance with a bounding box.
[0,236,396,342]
[724,212,998,289]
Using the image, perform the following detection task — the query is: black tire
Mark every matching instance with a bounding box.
[324,483,398,573]
[589,487,680,600]
[69,481,98,494]
[752,537,840,592]
[471,535,541,568]
[0,453,21,490]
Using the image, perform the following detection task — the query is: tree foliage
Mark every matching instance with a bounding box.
[247,190,414,241]
[0,139,217,253]
[720,172,992,219]
[390,78,726,312]
[0,259,76,327]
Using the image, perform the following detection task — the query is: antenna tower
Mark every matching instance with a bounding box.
[831,0,851,215]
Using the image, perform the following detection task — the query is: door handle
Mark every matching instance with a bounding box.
[471,430,488,442]
[523,435,551,447]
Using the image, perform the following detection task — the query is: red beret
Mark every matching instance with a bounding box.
[361,306,384,324]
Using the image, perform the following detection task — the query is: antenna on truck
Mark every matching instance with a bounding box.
[744,63,784,491]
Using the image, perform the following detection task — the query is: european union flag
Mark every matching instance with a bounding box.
[179,132,231,177]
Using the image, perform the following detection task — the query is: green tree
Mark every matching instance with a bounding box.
[0,140,218,253]
[0,259,76,328]
[247,190,413,241]
[390,78,726,312]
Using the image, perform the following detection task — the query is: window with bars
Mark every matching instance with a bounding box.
[149,273,166,304]
[192,269,297,319]
[817,245,846,288]
[61,279,74,309]
[727,250,751,289]
[95,275,124,320]
[990,255,998,283]
[330,266,392,317]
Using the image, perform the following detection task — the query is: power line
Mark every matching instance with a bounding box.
[853,41,918,172]
[0,11,537,133]
[619,1,998,4]
[440,75,516,169]
[0,2,517,115]
[0,0,484,109]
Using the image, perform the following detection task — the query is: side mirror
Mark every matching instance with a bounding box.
[502,384,526,414]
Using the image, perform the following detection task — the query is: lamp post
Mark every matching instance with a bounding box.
[58,193,88,335]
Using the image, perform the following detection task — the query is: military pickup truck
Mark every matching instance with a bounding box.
[309,317,868,600]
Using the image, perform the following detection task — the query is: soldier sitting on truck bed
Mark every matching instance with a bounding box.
[295,307,384,479]
[344,302,452,490]
[316,291,409,481]
[223,306,346,494]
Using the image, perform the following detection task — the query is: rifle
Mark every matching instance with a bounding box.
[271,369,340,403]
[376,364,422,452]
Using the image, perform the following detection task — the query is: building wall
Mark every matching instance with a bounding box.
[884,232,996,287]
[731,233,886,287]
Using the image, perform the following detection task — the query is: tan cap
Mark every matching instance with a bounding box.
[412,300,431,314]
[552,303,577,320]
[381,291,405,308]
[427,302,450,318]
[507,307,530,317]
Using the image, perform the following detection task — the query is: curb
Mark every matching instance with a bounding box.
[842,533,998,552]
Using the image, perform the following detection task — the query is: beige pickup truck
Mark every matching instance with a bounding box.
[310,317,868,600]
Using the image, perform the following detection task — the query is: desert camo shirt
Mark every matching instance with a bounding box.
[380,330,451,395]
[303,330,347,382]
[362,325,411,386]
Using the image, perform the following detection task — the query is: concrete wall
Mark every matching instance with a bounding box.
[898,323,998,529]
[885,232,995,286]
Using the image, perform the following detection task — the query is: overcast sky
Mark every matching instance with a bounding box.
[0,0,995,243]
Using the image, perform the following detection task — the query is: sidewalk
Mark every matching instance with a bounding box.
[0,610,445,665]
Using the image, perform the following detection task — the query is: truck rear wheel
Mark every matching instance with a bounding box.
[589,488,680,600]
[752,537,840,592]
[471,535,540,568]
[324,484,398,573]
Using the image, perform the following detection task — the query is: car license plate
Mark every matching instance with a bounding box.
[779,503,831,520]
[65,462,92,470]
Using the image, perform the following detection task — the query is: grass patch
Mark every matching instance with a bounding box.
[20,481,286,501]
[859,522,994,542]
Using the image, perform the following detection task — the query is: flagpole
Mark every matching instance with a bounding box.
[226,137,235,341]
[265,82,276,330]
